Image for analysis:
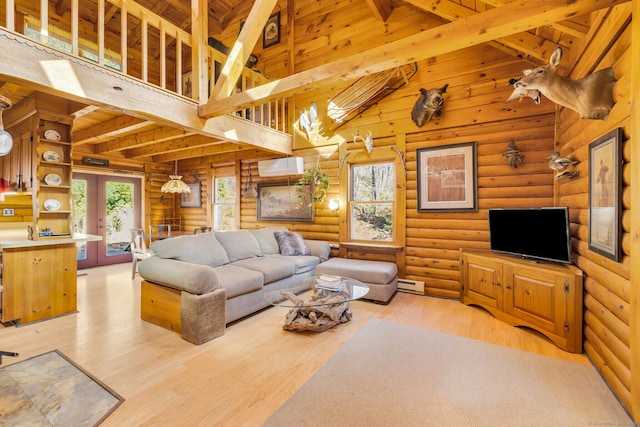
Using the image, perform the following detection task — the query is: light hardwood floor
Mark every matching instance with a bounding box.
[1,263,589,426]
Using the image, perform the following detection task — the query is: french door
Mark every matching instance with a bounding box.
[72,172,142,269]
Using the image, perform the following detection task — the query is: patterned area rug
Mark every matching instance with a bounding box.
[0,350,123,426]
[264,319,633,426]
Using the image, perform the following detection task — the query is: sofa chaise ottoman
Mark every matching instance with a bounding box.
[314,257,398,303]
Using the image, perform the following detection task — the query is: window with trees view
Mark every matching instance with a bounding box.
[213,176,237,230]
[350,162,395,241]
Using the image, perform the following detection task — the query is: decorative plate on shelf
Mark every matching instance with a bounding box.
[42,150,61,162]
[44,173,62,186]
[44,199,61,212]
[44,129,61,141]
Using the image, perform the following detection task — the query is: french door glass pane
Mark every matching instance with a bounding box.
[106,181,135,256]
[72,179,88,260]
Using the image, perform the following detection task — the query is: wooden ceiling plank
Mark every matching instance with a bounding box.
[199,0,628,118]
[409,0,559,61]
[72,115,153,144]
[94,126,197,153]
[365,0,393,22]
[210,0,279,100]
[124,134,222,157]
[152,142,252,162]
[478,0,589,37]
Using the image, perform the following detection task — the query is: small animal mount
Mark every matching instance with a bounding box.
[506,78,541,104]
[555,170,579,181]
[501,139,524,168]
[547,151,578,172]
[353,131,373,153]
[506,47,616,120]
[411,84,448,127]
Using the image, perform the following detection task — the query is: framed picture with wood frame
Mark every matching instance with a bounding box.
[180,182,202,208]
[417,142,477,212]
[263,12,280,49]
[588,127,623,261]
[257,182,313,222]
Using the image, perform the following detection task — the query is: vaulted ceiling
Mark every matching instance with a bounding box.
[0,0,621,170]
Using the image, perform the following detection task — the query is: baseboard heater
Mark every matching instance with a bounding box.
[397,278,425,295]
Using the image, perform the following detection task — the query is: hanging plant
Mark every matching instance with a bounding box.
[297,167,330,206]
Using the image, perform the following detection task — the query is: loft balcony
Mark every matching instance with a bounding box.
[0,0,293,163]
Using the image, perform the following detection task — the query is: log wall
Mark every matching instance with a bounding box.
[158,2,636,418]
[553,7,633,411]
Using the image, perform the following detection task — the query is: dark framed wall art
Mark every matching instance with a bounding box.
[588,127,623,261]
[417,142,478,212]
[180,182,202,208]
[257,181,313,222]
[263,12,280,49]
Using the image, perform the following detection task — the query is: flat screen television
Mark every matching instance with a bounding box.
[488,207,572,264]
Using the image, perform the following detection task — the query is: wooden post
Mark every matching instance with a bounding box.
[191,0,208,104]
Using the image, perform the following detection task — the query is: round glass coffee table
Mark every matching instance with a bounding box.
[264,276,369,332]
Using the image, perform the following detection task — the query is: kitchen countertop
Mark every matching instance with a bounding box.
[0,229,102,249]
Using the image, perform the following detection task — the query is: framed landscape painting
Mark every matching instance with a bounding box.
[417,142,477,212]
[257,182,313,222]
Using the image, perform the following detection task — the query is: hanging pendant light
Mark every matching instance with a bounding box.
[0,95,13,157]
[161,160,191,194]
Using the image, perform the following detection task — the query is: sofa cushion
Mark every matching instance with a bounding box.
[138,257,220,295]
[251,226,289,254]
[265,254,320,274]
[314,257,398,284]
[150,232,229,267]
[304,239,331,263]
[214,230,263,262]
[274,231,311,256]
[231,257,296,284]
[213,265,263,298]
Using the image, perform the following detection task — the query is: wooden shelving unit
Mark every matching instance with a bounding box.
[33,114,73,239]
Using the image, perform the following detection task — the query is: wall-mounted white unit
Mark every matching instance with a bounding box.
[258,157,304,177]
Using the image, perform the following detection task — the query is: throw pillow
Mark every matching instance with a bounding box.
[150,232,229,267]
[274,231,311,256]
[214,230,263,262]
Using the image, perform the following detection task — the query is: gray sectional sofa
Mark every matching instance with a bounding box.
[138,227,330,344]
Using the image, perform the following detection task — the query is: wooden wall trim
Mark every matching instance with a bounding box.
[629,0,639,421]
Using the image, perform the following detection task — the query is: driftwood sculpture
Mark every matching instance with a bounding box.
[506,47,616,120]
[280,289,353,332]
[411,84,448,127]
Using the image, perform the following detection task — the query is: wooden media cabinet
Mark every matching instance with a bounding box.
[460,249,583,353]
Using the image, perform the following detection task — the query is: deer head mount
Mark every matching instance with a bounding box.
[411,84,448,127]
[506,47,616,120]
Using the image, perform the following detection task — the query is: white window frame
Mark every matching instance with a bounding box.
[348,161,396,243]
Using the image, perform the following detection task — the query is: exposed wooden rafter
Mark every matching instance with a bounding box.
[199,0,626,118]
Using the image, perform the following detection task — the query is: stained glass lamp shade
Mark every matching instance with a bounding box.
[161,160,190,194]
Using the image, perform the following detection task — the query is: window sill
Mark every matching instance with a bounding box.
[339,242,404,253]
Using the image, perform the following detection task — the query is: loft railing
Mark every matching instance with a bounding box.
[0,0,289,133]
